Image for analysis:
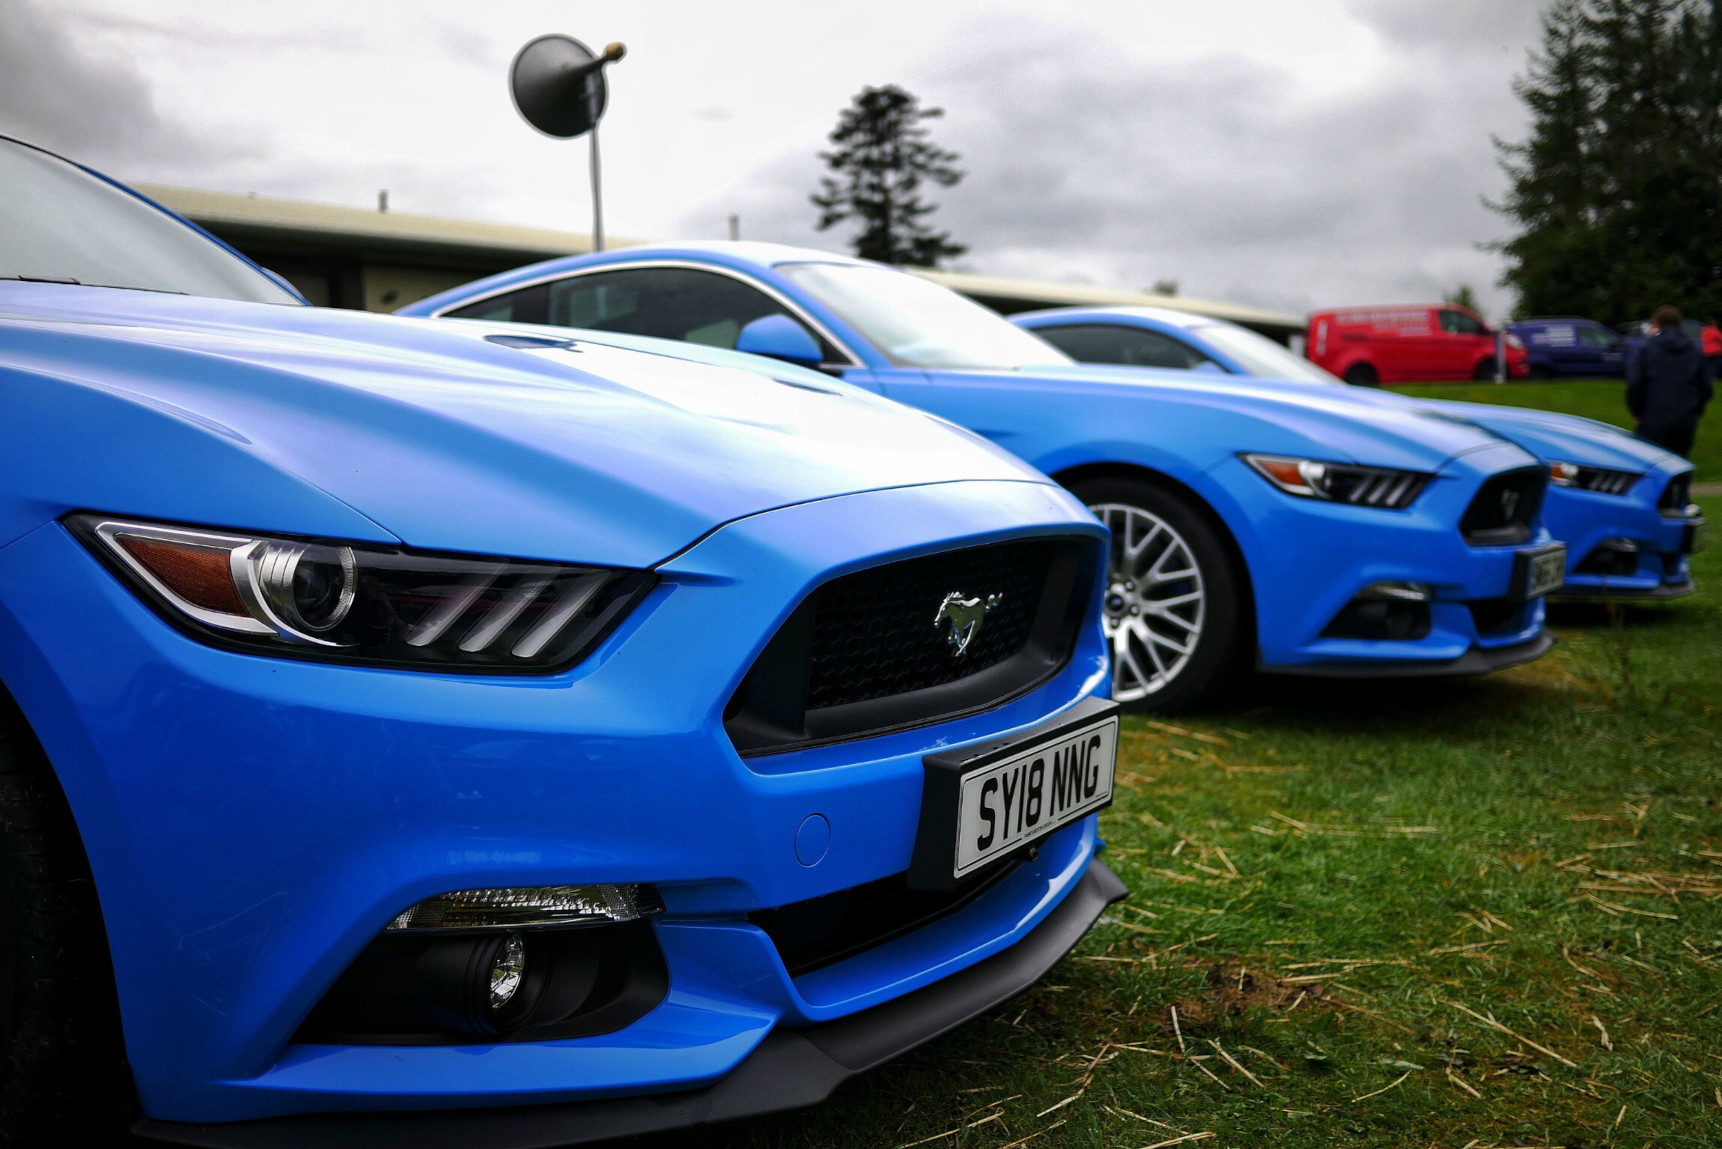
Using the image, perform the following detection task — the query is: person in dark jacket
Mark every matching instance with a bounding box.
[1626,305,1711,458]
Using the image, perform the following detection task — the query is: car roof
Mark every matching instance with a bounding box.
[611,240,871,272]
[1012,305,1212,332]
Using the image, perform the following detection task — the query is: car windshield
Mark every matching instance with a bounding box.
[0,137,298,305]
[776,261,1072,369]
[1192,322,1342,385]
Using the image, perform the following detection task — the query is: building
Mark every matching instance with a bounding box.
[138,185,1304,341]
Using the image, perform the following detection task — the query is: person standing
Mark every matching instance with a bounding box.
[1626,306,1711,458]
[1703,316,1722,382]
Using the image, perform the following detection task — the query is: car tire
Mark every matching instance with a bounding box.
[1472,359,1498,381]
[1528,365,1552,380]
[0,689,126,1142]
[1342,363,1379,386]
[1067,476,1247,713]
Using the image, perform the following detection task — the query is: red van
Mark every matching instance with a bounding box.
[1306,304,1528,385]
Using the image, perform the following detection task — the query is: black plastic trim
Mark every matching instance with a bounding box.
[133,860,1127,1149]
[1262,630,1555,679]
[1551,580,1696,601]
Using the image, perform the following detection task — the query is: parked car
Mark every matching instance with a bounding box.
[1306,303,1529,384]
[1616,317,1707,372]
[0,136,1130,1143]
[407,243,1568,709]
[1507,317,1627,378]
[1014,306,1704,599]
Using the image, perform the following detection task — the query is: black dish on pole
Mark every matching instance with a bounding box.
[510,34,622,140]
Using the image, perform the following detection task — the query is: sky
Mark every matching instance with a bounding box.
[0,0,1549,320]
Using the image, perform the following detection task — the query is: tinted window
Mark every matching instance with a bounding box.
[445,283,549,324]
[1034,324,1219,371]
[1577,325,1619,348]
[0,136,297,304]
[1438,309,1486,336]
[532,267,835,359]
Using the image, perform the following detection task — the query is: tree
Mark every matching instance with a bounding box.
[1494,0,1722,323]
[812,85,966,267]
[1444,284,1482,314]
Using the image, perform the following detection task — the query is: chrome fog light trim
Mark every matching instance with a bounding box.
[1357,581,1433,602]
[388,883,665,931]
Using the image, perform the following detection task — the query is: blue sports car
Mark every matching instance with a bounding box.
[407,243,1570,708]
[0,136,1129,1142]
[1014,305,1705,599]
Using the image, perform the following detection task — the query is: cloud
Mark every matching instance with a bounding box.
[0,0,194,163]
[676,6,1541,319]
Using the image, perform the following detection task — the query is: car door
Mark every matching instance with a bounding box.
[1436,309,1488,378]
[1577,323,1625,376]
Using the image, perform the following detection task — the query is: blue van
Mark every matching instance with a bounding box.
[1508,317,1627,378]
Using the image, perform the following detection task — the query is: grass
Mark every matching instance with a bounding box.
[1392,379,1721,484]
[670,519,1722,1148]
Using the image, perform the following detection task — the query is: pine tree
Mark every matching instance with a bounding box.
[812,85,966,267]
[1496,0,1722,322]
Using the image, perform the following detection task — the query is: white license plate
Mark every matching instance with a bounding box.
[952,716,1118,879]
[1519,543,1567,599]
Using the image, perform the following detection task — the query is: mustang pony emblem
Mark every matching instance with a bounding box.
[934,591,1002,656]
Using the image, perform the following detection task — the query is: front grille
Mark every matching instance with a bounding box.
[807,543,1051,710]
[725,538,1096,756]
[1659,473,1693,516]
[1468,597,1528,635]
[1460,468,1546,545]
[751,860,1018,977]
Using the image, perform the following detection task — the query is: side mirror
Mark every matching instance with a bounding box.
[735,314,823,367]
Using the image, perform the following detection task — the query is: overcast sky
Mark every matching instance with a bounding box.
[1,0,1548,319]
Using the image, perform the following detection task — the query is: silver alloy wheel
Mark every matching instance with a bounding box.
[1088,502,1207,702]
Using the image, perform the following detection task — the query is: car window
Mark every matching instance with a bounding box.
[1190,323,1345,384]
[1577,325,1618,348]
[1438,309,1486,336]
[1033,323,1221,371]
[0,136,298,304]
[524,267,837,359]
[444,283,550,324]
[776,262,1071,370]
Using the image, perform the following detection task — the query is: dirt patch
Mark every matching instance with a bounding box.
[1157,962,1342,1034]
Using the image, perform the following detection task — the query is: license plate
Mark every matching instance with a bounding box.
[1514,542,1567,600]
[907,698,1118,890]
[1685,518,1708,555]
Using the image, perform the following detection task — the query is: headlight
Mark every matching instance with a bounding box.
[1240,454,1431,509]
[69,515,655,672]
[1505,333,1525,350]
[1548,461,1639,495]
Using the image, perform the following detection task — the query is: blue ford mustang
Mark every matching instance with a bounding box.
[407,243,1569,708]
[0,136,1129,1143]
[1014,305,1706,599]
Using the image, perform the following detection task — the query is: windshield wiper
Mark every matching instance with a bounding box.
[1,274,81,285]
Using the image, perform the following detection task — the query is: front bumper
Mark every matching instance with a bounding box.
[1218,443,1556,673]
[1542,475,1702,598]
[0,479,1111,1125]
[133,859,1126,1147]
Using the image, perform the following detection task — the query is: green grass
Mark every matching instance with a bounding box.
[1393,379,1721,484]
[676,519,1722,1148]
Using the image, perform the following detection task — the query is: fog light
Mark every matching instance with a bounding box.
[1575,538,1639,578]
[489,933,526,1009]
[388,883,664,931]
[1356,581,1432,602]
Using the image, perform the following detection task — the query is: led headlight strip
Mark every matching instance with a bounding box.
[1548,461,1640,495]
[1240,454,1432,509]
[69,515,654,672]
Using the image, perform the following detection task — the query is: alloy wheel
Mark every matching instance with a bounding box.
[1089,502,1207,702]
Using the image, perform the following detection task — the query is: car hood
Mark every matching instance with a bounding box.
[1412,399,1685,474]
[998,364,1516,472]
[0,285,1049,566]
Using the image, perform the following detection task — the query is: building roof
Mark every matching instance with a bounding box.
[133,184,626,271]
[910,268,1303,338]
